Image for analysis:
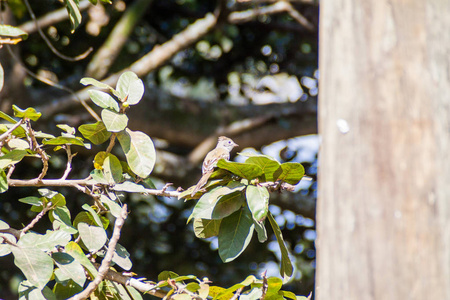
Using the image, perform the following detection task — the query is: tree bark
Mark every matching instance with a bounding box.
[316,1,450,300]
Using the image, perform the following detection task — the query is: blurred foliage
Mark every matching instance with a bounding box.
[0,0,318,298]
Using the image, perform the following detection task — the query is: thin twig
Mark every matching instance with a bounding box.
[69,204,128,300]
[25,120,49,180]
[23,0,93,61]
[0,119,24,143]
[5,45,101,121]
[20,202,53,237]
[261,270,268,300]
[60,145,74,180]
[105,133,117,153]
[19,0,92,34]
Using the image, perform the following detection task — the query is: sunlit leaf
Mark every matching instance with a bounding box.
[0,219,9,229]
[267,212,293,282]
[79,121,111,145]
[53,252,86,287]
[18,281,56,300]
[117,129,155,178]
[277,162,305,185]
[80,78,118,97]
[0,233,15,256]
[217,160,263,180]
[89,90,119,112]
[214,275,257,300]
[0,24,28,38]
[116,71,144,104]
[81,204,103,227]
[113,181,147,193]
[112,243,132,271]
[101,109,128,132]
[77,222,107,252]
[103,154,123,184]
[245,156,281,182]
[64,0,82,32]
[246,185,269,222]
[18,231,71,251]
[0,149,27,169]
[11,247,53,289]
[99,195,122,218]
[65,241,98,278]
[7,138,30,150]
[218,207,254,262]
[43,136,85,147]
[191,189,245,221]
[53,279,83,299]
[193,218,221,238]
[0,169,7,193]
[12,105,41,121]
[253,219,267,243]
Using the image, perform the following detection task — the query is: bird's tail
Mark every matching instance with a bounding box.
[191,171,213,197]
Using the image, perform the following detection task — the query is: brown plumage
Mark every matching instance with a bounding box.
[191,136,238,197]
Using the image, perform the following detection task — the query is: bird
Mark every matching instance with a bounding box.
[191,136,238,197]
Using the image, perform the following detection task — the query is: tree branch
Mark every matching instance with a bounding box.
[19,0,92,34]
[69,204,128,300]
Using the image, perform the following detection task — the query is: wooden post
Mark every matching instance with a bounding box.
[316,1,450,299]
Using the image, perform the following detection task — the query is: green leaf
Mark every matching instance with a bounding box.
[12,105,41,121]
[0,169,7,193]
[89,90,120,112]
[64,0,82,32]
[0,110,19,124]
[52,252,86,287]
[116,71,144,104]
[125,286,143,300]
[267,212,293,282]
[239,288,263,300]
[81,204,103,227]
[57,124,75,135]
[65,241,98,278]
[19,281,56,300]
[0,219,9,229]
[113,181,147,193]
[101,109,128,132]
[218,207,255,262]
[277,162,305,185]
[193,218,221,238]
[18,231,71,251]
[253,219,267,243]
[99,195,123,218]
[0,149,27,169]
[11,247,53,289]
[117,129,155,178]
[7,138,30,149]
[213,275,257,300]
[246,185,269,222]
[77,222,107,252]
[51,206,77,233]
[103,154,123,184]
[43,136,85,147]
[79,121,111,145]
[245,156,281,182]
[112,243,132,271]
[53,279,83,299]
[158,270,179,281]
[191,188,245,221]
[80,78,117,97]
[217,160,263,180]
[0,233,15,256]
[0,24,28,38]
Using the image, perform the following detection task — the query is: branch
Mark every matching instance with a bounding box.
[19,0,92,34]
[38,11,219,117]
[22,0,93,62]
[20,202,53,237]
[69,204,128,300]
[0,119,24,143]
[85,0,154,79]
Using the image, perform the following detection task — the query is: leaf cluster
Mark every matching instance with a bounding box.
[182,154,305,282]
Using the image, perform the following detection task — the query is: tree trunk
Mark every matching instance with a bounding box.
[316,1,450,299]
